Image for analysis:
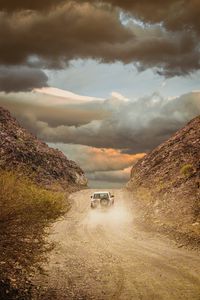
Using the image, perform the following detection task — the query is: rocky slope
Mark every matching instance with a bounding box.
[127,116,200,245]
[0,107,87,191]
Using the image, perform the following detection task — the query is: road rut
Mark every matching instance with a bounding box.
[35,189,200,300]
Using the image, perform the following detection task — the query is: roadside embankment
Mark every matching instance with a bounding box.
[127,116,200,248]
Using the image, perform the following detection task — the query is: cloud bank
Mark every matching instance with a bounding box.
[100,0,200,34]
[0,89,107,128]
[0,67,48,92]
[48,143,143,187]
[0,1,199,78]
[1,89,200,154]
[50,144,144,172]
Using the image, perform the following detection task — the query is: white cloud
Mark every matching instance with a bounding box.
[111,91,129,102]
[34,87,103,104]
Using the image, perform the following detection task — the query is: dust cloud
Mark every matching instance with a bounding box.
[85,192,133,230]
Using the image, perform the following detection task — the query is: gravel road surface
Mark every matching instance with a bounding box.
[35,189,200,300]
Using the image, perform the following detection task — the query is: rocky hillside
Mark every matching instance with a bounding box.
[0,107,87,191]
[127,116,200,244]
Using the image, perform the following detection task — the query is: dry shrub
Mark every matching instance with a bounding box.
[180,164,194,178]
[0,171,69,299]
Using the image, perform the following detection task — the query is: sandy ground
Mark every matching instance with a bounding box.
[35,189,200,300]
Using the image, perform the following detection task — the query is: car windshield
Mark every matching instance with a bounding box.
[93,193,109,199]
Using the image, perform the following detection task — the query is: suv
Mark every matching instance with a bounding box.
[91,191,114,209]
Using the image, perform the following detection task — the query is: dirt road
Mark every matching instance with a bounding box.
[36,189,200,300]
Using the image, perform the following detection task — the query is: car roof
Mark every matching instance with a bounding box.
[93,191,109,194]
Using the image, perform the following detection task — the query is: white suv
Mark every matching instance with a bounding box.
[91,191,114,209]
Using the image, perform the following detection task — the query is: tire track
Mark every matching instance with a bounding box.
[36,189,200,300]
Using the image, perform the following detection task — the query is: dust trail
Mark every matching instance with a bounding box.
[85,194,133,230]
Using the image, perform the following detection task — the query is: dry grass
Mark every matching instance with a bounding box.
[0,171,69,299]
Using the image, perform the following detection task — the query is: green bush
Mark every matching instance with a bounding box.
[180,164,193,178]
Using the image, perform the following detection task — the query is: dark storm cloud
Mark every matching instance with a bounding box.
[0,0,65,12]
[2,0,199,34]
[0,3,131,66]
[0,66,48,92]
[2,91,199,153]
[0,1,199,76]
[93,0,200,33]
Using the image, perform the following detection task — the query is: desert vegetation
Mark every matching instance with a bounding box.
[180,164,194,178]
[0,171,69,299]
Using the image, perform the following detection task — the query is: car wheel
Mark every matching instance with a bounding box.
[100,198,109,207]
[91,203,97,209]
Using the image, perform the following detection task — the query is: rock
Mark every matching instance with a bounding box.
[177,244,184,248]
[192,222,199,226]
[0,107,87,191]
[127,115,200,240]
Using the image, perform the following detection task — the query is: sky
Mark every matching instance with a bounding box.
[0,0,200,188]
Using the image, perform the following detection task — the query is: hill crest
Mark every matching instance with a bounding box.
[0,106,87,191]
[127,115,200,244]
